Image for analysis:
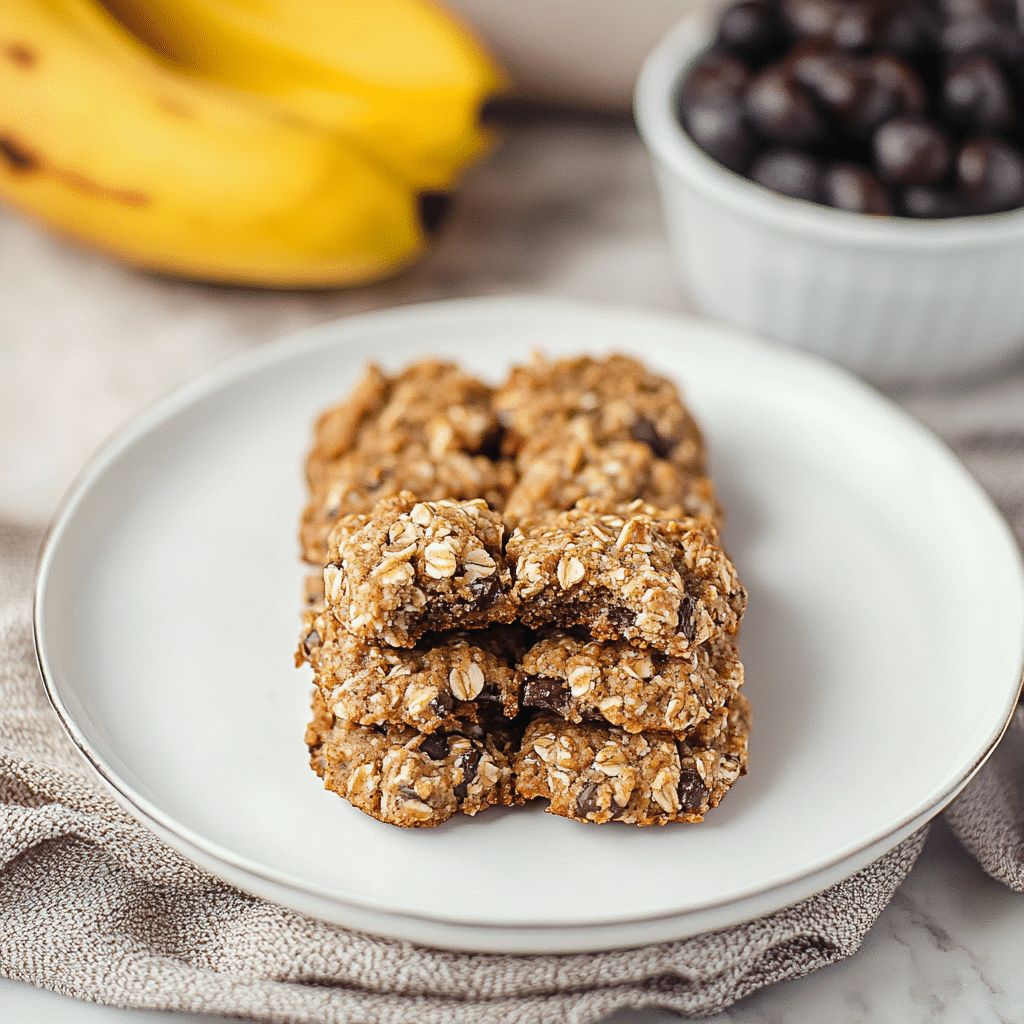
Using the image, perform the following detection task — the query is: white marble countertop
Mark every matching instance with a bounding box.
[3,111,1024,1023]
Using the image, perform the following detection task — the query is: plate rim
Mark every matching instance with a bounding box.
[33,294,1024,952]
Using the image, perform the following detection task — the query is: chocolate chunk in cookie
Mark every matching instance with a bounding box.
[519,631,743,734]
[298,609,526,732]
[507,499,746,655]
[514,691,750,825]
[323,492,517,647]
[493,353,707,474]
[306,689,522,826]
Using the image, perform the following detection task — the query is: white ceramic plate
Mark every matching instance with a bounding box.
[35,296,1024,953]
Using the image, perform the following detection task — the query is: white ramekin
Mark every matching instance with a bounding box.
[634,11,1024,386]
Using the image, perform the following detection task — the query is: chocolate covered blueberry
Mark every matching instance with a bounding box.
[676,51,757,172]
[822,161,894,211]
[679,50,751,106]
[751,148,825,199]
[675,0,1024,216]
[680,100,757,172]
[880,0,941,60]
[940,14,1024,66]
[782,0,888,50]
[873,114,951,183]
[900,183,970,216]
[941,55,1015,131]
[957,137,1024,212]
[745,63,827,145]
[717,0,791,67]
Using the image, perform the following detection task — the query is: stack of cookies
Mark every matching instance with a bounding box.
[296,354,750,828]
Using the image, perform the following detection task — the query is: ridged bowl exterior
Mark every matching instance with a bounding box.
[635,14,1024,385]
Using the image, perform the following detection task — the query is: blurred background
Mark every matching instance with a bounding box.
[4,1,1024,1021]
[0,0,722,528]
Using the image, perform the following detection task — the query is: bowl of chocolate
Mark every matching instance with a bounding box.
[634,0,1024,385]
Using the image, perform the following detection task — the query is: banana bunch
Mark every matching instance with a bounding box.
[0,0,505,287]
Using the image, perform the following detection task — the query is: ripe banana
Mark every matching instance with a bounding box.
[99,0,507,189]
[0,0,433,287]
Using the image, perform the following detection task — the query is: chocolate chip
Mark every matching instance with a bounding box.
[475,681,502,705]
[574,782,602,819]
[419,732,449,761]
[453,749,482,800]
[476,422,504,461]
[630,415,675,458]
[469,574,503,609]
[300,629,321,658]
[520,676,570,713]
[397,785,425,803]
[678,596,698,641]
[606,606,636,632]
[429,691,454,716]
[677,766,710,813]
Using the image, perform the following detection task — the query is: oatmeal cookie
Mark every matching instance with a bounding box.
[301,446,514,566]
[306,689,521,826]
[503,433,721,528]
[514,690,750,825]
[518,631,743,735]
[298,609,525,732]
[493,352,707,474]
[306,360,499,485]
[507,499,746,655]
[301,360,512,566]
[323,492,517,647]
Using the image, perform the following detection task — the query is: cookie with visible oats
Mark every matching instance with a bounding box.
[518,631,743,735]
[323,492,517,647]
[507,499,746,656]
[306,360,499,485]
[297,607,526,733]
[301,446,514,567]
[300,360,512,566]
[306,689,521,826]
[514,690,750,825]
[503,433,721,529]
[493,352,708,474]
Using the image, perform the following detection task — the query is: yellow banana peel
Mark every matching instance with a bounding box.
[0,0,434,287]
[99,0,508,189]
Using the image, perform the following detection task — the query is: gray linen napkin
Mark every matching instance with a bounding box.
[901,373,1024,894]
[0,520,928,1022]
